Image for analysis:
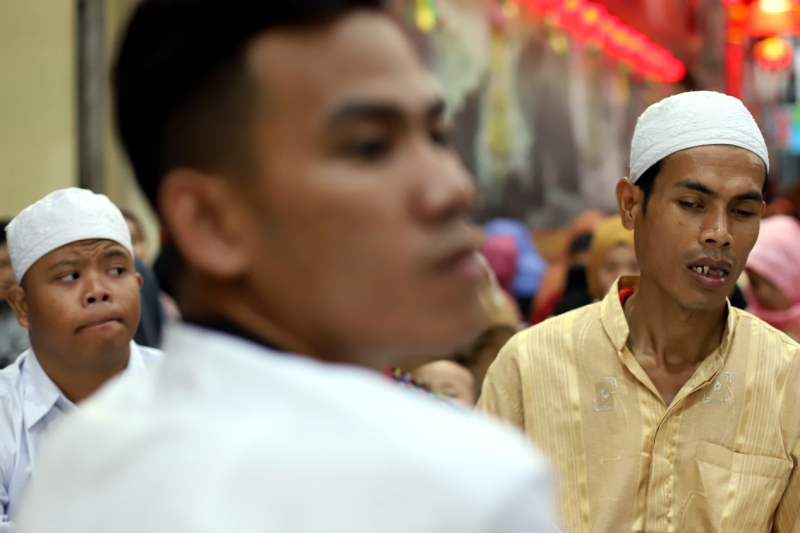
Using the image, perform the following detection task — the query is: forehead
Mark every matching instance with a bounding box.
[659,145,766,189]
[419,362,473,384]
[245,11,437,118]
[605,243,635,257]
[38,239,130,263]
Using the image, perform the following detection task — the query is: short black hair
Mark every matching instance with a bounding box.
[635,157,769,214]
[0,221,9,246]
[635,160,662,214]
[114,0,384,208]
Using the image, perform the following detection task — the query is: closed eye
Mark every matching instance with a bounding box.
[346,139,392,161]
[679,201,702,209]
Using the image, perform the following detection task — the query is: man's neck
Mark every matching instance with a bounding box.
[33,344,131,404]
[623,277,727,367]
[179,272,390,369]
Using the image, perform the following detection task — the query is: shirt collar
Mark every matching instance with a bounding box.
[600,275,737,360]
[185,318,286,354]
[22,341,145,430]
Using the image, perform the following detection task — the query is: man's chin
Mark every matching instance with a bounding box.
[677,292,730,312]
[75,329,131,355]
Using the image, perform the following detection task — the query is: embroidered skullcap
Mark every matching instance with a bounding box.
[629,91,769,183]
[6,188,133,284]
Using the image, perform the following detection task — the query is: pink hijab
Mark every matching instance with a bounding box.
[481,235,519,293]
[745,215,800,338]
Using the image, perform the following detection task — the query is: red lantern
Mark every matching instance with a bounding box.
[577,2,606,34]
[598,13,620,36]
[557,0,585,29]
[754,36,794,69]
[663,58,687,83]
[748,0,797,36]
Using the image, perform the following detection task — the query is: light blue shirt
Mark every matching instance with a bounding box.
[0,342,162,529]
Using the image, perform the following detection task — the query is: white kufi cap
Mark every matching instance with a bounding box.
[5,188,133,284]
[630,91,769,183]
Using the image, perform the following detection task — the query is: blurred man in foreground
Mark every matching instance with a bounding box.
[0,189,162,529]
[16,1,554,532]
[480,91,800,531]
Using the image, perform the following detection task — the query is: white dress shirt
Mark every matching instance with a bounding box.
[0,342,162,529]
[16,323,556,533]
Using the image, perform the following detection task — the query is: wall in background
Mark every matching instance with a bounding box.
[0,0,160,263]
[0,0,77,218]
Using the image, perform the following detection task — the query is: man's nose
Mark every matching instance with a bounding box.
[82,277,113,307]
[414,155,476,225]
[700,207,733,249]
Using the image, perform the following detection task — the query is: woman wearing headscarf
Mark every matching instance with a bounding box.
[483,218,547,321]
[745,215,800,340]
[586,215,639,301]
[530,210,605,324]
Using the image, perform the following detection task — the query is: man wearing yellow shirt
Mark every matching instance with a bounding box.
[479,91,800,532]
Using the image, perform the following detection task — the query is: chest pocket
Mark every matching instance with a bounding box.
[692,441,792,532]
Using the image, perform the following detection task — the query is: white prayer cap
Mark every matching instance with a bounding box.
[630,91,769,183]
[6,188,133,284]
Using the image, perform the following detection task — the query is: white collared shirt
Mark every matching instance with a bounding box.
[15,323,556,533]
[0,341,162,529]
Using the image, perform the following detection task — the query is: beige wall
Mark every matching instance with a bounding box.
[0,0,77,219]
[0,0,160,262]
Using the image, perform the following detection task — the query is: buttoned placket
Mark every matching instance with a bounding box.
[615,344,728,532]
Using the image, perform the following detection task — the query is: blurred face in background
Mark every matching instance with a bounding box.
[587,216,636,300]
[746,269,790,311]
[0,243,13,303]
[124,217,148,260]
[414,360,476,408]
[167,12,484,364]
[598,243,639,297]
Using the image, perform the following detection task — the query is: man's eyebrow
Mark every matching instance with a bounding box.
[733,191,764,203]
[324,97,446,130]
[47,259,80,272]
[104,248,129,260]
[675,179,763,203]
[676,179,718,197]
[325,102,405,129]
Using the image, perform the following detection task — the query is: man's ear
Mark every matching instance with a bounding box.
[158,169,256,280]
[616,177,642,231]
[6,285,30,329]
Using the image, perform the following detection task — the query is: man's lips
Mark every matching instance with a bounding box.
[76,317,123,332]
[686,256,733,280]
[435,248,482,280]
[685,256,734,290]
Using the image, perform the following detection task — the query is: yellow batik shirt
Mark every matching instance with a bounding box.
[478,277,800,533]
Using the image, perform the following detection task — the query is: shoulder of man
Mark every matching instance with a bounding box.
[504,301,603,361]
[731,307,800,357]
[131,342,164,365]
[0,352,28,487]
[15,369,555,532]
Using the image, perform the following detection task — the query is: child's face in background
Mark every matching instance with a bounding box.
[414,360,476,408]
